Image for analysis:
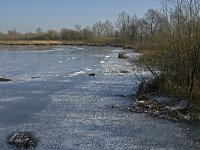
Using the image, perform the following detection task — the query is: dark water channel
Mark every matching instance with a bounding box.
[0,45,199,149]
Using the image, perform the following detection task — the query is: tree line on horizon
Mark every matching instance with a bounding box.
[0,19,115,41]
[0,7,169,44]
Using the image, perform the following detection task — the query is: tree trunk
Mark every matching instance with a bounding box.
[186,45,200,109]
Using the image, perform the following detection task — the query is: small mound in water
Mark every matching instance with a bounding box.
[31,76,41,79]
[87,73,95,76]
[0,77,11,82]
[7,132,38,149]
[118,52,127,59]
[119,70,129,73]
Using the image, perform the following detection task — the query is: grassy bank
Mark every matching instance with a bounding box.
[0,40,124,47]
[132,39,200,116]
[0,40,83,46]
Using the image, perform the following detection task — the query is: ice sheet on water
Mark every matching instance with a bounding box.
[112,49,122,52]
[59,80,71,83]
[21,47,66,53]
[53,47,66,51]
[72,47,85,50]
[31,90,47,94]
[0,97,25,102]
[11,74,43,82]
[22,49,56,53]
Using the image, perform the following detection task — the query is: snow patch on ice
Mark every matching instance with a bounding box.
[69,71,85,77]
[105,55,110,58]
[85,68,93,71]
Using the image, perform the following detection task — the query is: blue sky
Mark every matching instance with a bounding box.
[0,0,161,33]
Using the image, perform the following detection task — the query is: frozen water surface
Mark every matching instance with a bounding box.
[0,45,199,150]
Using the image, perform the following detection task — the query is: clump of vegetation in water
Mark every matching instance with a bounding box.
[7,132,38,149]
[118,52,127,59]
[128,95,200,121]
[0,77,11,82]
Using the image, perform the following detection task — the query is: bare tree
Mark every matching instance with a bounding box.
[36,28,43,34]
[82,26,94,40]
[129,14,138,41]
[92,21,105,36]
[104,20,114,37]
[144,9,164,36]
[136,18,149,40]
[116,12,132,41]
[75,24,82,32]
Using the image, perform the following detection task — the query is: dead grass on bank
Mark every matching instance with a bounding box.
[0,40,85,46]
